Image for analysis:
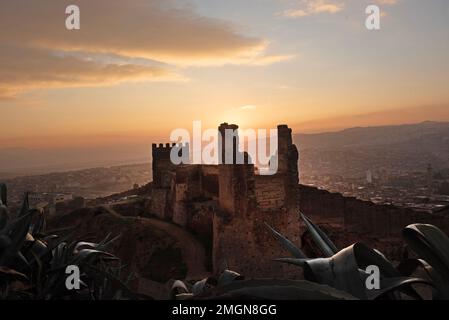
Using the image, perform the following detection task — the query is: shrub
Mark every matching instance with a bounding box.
[0,183,137,300]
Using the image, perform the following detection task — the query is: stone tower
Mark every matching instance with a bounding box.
[151,143,189,219]
[213,124,301,278]
[152,143,189,188]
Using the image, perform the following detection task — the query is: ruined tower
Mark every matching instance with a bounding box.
[151,143,189,219]
[152,143,189,188]
[213,124,301,278]
[217,123,255,215]
[149,123,301,278]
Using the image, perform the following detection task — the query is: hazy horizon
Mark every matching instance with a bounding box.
[1,119,448,176]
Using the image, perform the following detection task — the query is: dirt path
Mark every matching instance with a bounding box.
[101,205,209,280]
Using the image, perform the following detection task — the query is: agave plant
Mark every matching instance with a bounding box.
[172,211,449,300]
[0,183,137,300]
[267,212,449,300]
[171,269,358,300]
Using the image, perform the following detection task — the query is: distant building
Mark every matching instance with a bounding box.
[29,192,73,206]
[366,170,373,184]
[28,192,82,216]
[427,163,434,194]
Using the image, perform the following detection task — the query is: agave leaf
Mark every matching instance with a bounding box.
[42,235,58,242]
[0,205,9,231]
[300,212,338,257]
[171,280,190,299]
[28,239,48,260]
[17,252,30,267]
[217,270,244,287]
[265,223,306,259]
[0,183,7,206]
[1,210,34,235]
[28,231,74,266]
[73,249,116,265]
[0,211,35,266]
[31,212,45,236]
[50,242,68,271]
[396,258,444,299]
[192,278,208,296]
[274,257,309,267]
[402,224,449,298]
[97,234,121,252]
[85,264,137,299]
[303,246,367,299]
[175,293,195,300]
[397,258,435,279]
[0,266,28,280]
[350,242,422,299]
[74,241,98,252]
[207,279,357,300]
[18,193,30,217]
[403,224,449,274]
[30,250,44,297]
[301,242,426,300]
[368,277,432,300]
[44,225,78,235]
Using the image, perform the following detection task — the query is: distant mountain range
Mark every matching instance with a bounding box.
[2,121,449,179]
[295,121,449,174]
[295,121,449,150]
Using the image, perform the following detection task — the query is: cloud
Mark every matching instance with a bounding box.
[240,105,257,110]
[0,0,289,98]
[0,0,280,66]
[375,0,398,4]
[283,0,344,18]
[0,46,182,99]
[245,54,295,66]
[282,0,400,18]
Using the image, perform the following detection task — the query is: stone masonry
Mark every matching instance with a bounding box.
[150,123,301,278]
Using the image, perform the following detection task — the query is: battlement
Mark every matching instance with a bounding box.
[152,143,190,160]
[149,122,300,278]
[152,142,189,152]
[152,142,190,188]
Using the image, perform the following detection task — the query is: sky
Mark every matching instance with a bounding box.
[1,0,449,155]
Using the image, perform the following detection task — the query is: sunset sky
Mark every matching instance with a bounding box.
[1,0,449,152]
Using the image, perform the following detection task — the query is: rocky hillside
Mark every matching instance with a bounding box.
[46,205,199,299]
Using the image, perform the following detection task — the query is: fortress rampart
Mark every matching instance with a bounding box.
[148,123,449,278]
[299,184,449,237]
[150,123,301,278]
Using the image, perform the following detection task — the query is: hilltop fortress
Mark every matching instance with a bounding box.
[149,123,449,278]
[150,123,300,277]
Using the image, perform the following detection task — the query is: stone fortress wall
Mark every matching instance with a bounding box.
[150,123,301,277]
[149,123,449,278]
[299,184,449,238]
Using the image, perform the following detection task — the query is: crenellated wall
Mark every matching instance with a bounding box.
[149,124,449,278]
[152,143,189,188]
